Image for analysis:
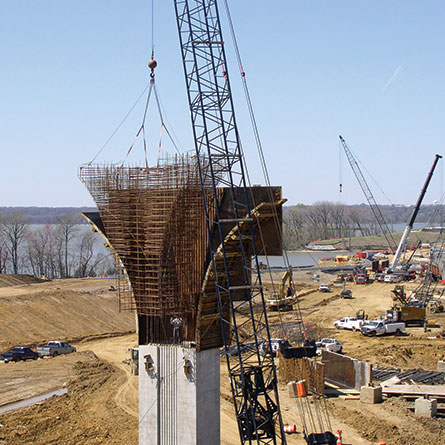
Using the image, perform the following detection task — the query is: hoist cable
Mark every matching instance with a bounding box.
[87,82,151,165]
[118,81,154,168]
[153,85,181,155]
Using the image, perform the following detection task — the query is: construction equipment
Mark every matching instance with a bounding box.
[390,154,442,271]
[174,1,285,442]
[339,135,397,253]
[429,300,445,313]
[267,266,295,311]
[387,285,426,326]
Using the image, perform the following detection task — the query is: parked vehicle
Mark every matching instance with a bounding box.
[316,338,343,354]
[1,347,39,363]
[334,317,364,331]
[360,320,406,336]
[375,273,386,282]
[341,289,352,299]
[37,341,76,357]
[355,274,368,284]
[319,284,331,293]
[384,274,403,283]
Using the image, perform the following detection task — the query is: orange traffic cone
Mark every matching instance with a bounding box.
[284,424,296,434]
[336,430,343,445]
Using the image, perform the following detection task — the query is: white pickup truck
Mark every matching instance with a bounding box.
[360,320,406,336]
[37,341,76,357]
[333,317,364,332]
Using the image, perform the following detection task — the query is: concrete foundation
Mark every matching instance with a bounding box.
[438,360,445,371]
[360,385,382,404]
[415,397,437,417]
[139,344,220,445]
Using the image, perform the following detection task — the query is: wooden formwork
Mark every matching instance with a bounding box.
[278,352,325,396]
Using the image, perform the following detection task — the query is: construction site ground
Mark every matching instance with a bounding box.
[0,275,445,444]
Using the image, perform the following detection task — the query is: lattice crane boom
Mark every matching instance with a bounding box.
[174,1,285,443]
[339,135,397,252]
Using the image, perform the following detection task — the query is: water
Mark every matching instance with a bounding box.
[0,388,68,414]
[258,251,351,269]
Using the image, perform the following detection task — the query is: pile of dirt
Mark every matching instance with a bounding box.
[0,354,137,445]
[0,279,135,352]
[0,274,45,288]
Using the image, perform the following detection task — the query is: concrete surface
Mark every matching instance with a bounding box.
[415,397,437,417]
[139,344,220,445]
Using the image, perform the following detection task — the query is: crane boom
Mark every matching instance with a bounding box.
[174,1,285,443]
[339,135,397,251]
[391,154,442,271]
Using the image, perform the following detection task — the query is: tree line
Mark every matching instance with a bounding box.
[0,212,113,278]
[283,201,444,249]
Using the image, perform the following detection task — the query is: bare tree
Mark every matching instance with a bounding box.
[283,205,308,249]
[25,224,58,278]
[75,231,105,277]
[305,201,333,240]
[1,213,29,274]
[0,233,8,273]
[56,213,80,278]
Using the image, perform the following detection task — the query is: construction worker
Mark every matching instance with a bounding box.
[170,316,183,344]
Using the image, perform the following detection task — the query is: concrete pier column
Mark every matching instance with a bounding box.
[139,344,220,445]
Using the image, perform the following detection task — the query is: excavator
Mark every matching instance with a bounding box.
[267,266,296,311]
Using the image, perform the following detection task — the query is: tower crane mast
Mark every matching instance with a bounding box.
[174,1,285,443]
[339,135,397,252]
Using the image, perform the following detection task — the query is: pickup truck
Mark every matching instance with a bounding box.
[316,338,343,354]
[37,341,76,357]
[334,317,364,331]
[319,284,331,293]
[1,347,39,363]
[360,320,406,336]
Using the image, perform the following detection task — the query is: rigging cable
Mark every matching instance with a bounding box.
[86,83,151,165]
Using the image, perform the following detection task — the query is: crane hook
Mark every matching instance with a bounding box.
[148,58,157,79]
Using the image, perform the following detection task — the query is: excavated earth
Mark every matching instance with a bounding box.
[0,274,445,444]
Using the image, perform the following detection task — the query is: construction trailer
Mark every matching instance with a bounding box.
[80,157,284,444]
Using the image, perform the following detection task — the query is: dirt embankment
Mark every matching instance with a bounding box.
[0,277,135,352]
[0,350,138,445]
[0,274,45,288]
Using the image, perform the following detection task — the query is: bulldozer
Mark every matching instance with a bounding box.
[267,266,295,311]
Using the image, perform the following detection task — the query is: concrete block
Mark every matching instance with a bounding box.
[415,397,437,417]
[438,360,445,371]
[287,381,297,398]
[360,385,382,404]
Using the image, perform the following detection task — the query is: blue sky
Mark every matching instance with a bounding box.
[1,1,444,207]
